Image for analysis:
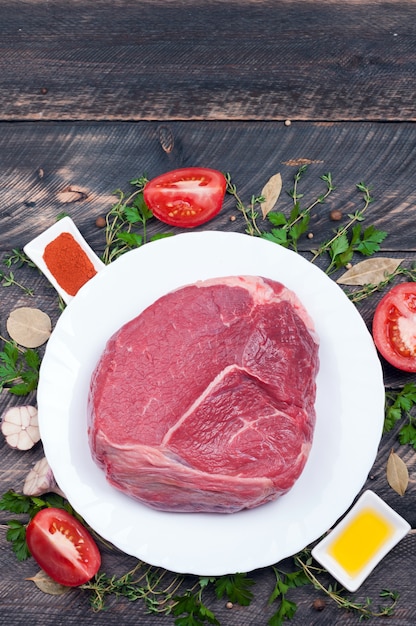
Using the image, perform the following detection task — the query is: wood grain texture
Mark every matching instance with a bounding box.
[1,117,416,624]
[0,0,415,121]
[2,0,416,622]
[2,120,416,253]
[1,118,416,386]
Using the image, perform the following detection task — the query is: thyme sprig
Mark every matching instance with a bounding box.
[3,248,36,269]
[102,176,150,264]
[0,270,34,296]
[346,265,416,303]
[294,552,399,618]
[101,176,173,265]
[224,173,263,236]
[0,248,36,295]
[310,181,387,273]
[227,166,385,271]
[83,564,184,615]
[264,168,335,252]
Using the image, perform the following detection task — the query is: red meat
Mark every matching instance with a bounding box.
[88,275,319,513]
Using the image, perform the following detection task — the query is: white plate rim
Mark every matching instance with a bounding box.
[37,231,385,575]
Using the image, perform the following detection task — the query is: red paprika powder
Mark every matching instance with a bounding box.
[43,232,97,296]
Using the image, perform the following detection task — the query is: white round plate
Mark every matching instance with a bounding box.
[37,231,384,576]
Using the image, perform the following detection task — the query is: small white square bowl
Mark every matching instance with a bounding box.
[24,216,105,304]
[311,490,410,592]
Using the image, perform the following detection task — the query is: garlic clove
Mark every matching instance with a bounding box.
[23,456,65,497]
[1,405,41,450]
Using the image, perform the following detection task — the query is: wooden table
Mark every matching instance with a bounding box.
[2,1,416,624]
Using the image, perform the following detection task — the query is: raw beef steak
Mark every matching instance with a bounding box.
[88,275,319,513]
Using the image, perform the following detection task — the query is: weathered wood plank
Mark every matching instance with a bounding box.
[1,118,416,390]
[0,0,415,121]
[1,0,416,622]
[1,120,416,253]
[1,116,416,624]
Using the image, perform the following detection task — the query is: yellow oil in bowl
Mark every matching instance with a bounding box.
[312,490,410,592]
[327,506,394,576]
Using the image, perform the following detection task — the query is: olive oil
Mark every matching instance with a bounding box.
[311,490,411,592]
[327,507,394,576]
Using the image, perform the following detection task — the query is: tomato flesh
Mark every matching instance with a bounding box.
[26,508,101,586]
[143,167,226,228]
[372,282,416,372]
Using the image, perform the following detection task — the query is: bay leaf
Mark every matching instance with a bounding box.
[336,257,404,286]
[6,307,52,348]
[386,449,409,496]
[27,570,70,595]
[260,172,282,218]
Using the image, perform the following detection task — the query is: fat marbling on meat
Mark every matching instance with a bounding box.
[88,275,319,513]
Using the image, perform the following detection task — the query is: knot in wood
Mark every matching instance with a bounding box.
[157,125,174,154]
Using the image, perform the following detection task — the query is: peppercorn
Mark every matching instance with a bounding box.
[95,216,106,228]
[312,598,326,611]
[330,209,343,221]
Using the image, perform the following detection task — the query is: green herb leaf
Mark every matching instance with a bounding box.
[101,177,165,264]
[262,230,289,247]
[330,232,350,258]
[355,225,388,256]
[117,232,143,247]
[385,384,416,450]
[266,212,288,227]
[398,423,416,447]
[6,520,30,561]
[214,573,255,606]
[269,597,298,626]
[0,340,40,394]
[172,591,220,626]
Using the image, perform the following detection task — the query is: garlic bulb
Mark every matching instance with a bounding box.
[1,405,40,450]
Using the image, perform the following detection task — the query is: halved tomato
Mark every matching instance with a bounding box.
[143,167,226,228]
[372,282,416,372]
[26,508,101,586]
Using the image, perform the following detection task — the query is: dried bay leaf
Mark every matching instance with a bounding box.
[27,570,70,595]
[6,307,51,348]
[386,449,409,496]
[336,257,404,286]
[260,172,282,218]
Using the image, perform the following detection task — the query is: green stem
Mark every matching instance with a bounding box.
[310,182,372,267]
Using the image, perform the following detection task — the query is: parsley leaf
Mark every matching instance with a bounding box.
[398,422,416,447]
[269,597,297,626]
[354,225,388,256]
[5,520,30,561]
[385,383,416,450]
[0,340,40,395]
[330,231,350,259]
[172,591,219,626]
[263,229,289,247]
[117,231,143,247]
[268,566,310,626]
[214,573,255,606]
[267,212,288,227]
